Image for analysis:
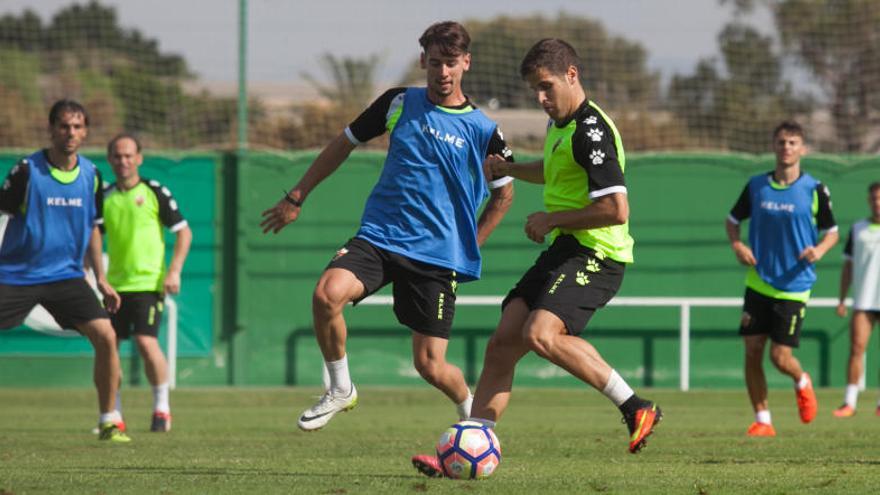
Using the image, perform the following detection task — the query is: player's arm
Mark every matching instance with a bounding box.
[153,182,192,295]
[725,184,756,266]
[165,226,192,295]
[89,169,120,312]
[0,160,29,216]
[476,127,515,246]
[488,157,544,184]
[799,183,839,263]
[835,227,853,317]
[523,120,627,243]
[260,88,404,234]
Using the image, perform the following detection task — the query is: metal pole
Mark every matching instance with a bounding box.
[680,303,690,391]
[237,0,248,153]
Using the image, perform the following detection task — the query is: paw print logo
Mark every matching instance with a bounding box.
[583,116,598,125]
[590,150,605,165]
[585,258,600,273]
[586,128,603,142]
[575,271,590,286]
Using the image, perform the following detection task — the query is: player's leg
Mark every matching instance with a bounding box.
[108,295,134,431]
[521,309,659,452]
[766,298,816,424]
[392,255,468,418]
[411,333,471,418]
[125,293,171,431]
[469,297,531,423]
[299,239,382,431]
[76,317,129,442]
[835,310,873,417]
[743,335,769,412]
[740,289,777,435]
[41,278,129,441]
[411,298,530,478]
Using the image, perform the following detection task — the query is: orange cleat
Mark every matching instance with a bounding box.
[832,404,855,418]
[411,454,443,478]
[624,402,662,453]
[795,373,818,423]
[746,422,776,437]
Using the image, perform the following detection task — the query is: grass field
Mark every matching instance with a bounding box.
[1,387,879,494]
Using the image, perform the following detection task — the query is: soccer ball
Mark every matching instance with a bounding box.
[435,420,501,479]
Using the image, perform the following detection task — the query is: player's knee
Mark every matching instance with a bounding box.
[312,284,348,314]
[850,341,867,356]
[522,329,552,358]
[768,346,791,367]
[413,356,443,384]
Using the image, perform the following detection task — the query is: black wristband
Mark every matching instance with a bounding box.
[282,191,303,207]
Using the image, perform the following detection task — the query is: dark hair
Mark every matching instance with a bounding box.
[772,120,805,140]
[48,99,89,126]
[520,38,582,79]
[107,132,142,155]
[869,181,880,195]
[419,21,470,56]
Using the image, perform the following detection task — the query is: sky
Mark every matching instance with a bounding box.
[0,0,772,84]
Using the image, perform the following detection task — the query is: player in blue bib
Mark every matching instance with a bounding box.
[261,21,514,431]
[0,100,129,442]
[726,120,838,437]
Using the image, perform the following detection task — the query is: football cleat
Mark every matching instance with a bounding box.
[91,419,126,435]
[795,373,817,423]
[746,422,776,437]
[98,422,131,443]
[297,385,358,431]
[832,404,855,418]
[151,411,172,432]
[623,402,662,453]
[411,454,444,478]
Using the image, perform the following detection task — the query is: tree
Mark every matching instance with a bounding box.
[668,23,811,152]
[302,53,382,111]
[723,0,880,152]
[0,1,229,148]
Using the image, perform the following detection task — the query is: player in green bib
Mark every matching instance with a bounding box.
[413,38,660,477]
[102,133,192,432]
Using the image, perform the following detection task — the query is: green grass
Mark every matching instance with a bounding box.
[1,387,879,494]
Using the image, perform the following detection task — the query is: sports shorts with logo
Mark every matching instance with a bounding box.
[503,234,625,335]
[0,278,109,330]
[111,292,165,339]
[326,237,457,339]
[739,287,806,347]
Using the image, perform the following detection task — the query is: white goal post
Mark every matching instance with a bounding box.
[360,295,858,391]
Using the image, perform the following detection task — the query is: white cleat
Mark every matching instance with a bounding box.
[297,385,358,431]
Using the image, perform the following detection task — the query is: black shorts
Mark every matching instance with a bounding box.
[503,235,625,335]
[0,278,108,331]
[739,288,806,348]
[111,292,164,339]
[327,237,457,338]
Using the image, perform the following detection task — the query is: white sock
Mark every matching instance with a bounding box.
[468,417,496,429]
[602,369,635,407]
[796,373,811,390]
[755,409,772,425]
[153,382,170,413]
[99,410,123,425]
[321,362,331,391]
[325,355,352,395]
[456,392,473,420]
[114,390,123,415]
[844,384,859,408]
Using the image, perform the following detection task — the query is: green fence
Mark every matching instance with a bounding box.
[1,150,877,389]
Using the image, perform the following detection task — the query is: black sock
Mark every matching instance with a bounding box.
[619,395,650,417]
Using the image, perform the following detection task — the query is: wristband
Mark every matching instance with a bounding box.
[282,191,303,207]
